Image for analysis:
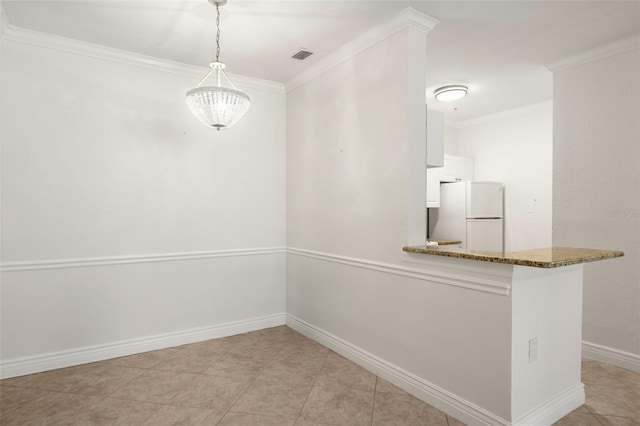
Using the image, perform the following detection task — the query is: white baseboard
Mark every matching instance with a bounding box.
[0,313,286,380]
[286,314,509,426]
[582,341,640,373]
[287,314,586,426]
[512,384,584,426]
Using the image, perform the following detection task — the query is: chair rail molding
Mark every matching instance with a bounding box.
[288,247,512,295]
[0,247,287,272]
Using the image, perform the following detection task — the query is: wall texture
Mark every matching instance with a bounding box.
[0,36,287,370]
[286,27,517,423]
[552,48,640,362]
[286,30,415,263]
[454,102,553,252]
[443,125,459,155]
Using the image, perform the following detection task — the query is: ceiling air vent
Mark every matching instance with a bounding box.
[292,50,313,61]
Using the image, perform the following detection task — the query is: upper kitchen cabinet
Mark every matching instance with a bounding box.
[427,154,475,208]
[440,154,474,182]
[426,166,443,208]
[426,108,444,168]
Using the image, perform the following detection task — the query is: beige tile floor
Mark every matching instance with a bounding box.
[0,326,638,425]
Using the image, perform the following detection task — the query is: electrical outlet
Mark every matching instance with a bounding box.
[529,337,538,363]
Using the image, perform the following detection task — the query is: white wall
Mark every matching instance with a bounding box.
[0,35,287,370]
[552,48,640,362]
[444,124,459,155]
[510,265,584,423]
[0,5,7,36]
[286,25,517,423]
[286,28,425,262]
[453,102,553,251]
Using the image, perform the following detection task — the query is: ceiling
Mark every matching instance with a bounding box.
[2,1,639,121]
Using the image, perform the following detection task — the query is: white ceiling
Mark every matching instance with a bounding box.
[2,0,640,121]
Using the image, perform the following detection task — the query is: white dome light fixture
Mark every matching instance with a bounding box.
[185,0,250,130]
[434,85,468,102]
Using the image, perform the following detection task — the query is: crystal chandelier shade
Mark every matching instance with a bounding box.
[186,0,250,130]
[186,84,250,130]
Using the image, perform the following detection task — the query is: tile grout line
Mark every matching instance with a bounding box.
[51,363,170,425]
[111,341,235,424]
[214,363,263,424]
[136,401,165,426]
[213,338,286,425]
[370,376,378,426]
[157,353,230,420]
[0,389,51,419]
[4,328,639,425]
[41,392,111,425]
[293,346,332,424]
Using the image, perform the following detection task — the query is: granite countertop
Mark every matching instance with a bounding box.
[426,238,462,245]
[402,246,624,268]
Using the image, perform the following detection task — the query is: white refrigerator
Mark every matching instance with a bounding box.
[429,181,504,251]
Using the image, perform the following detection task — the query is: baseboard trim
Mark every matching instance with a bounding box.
[582,341,640,373]
[286,314,510,426]
[0,247,287,272]
[0,313,286,379]
[512,384,584,426]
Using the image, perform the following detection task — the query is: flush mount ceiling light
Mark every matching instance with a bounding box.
[434,85,468,102]
[185,0,250,130]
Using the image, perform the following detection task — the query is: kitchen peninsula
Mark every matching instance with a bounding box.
[404,246,622,268]
[425,238,462,246]
[402,244,623,425]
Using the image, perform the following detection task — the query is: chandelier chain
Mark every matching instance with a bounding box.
[215,4,221,62]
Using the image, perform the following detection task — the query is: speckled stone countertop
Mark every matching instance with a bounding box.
[426,238,462,246]
[402,246,624,268]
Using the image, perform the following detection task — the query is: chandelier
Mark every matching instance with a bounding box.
[185,0,251,130]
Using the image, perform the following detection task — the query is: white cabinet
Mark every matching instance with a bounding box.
[426,155,474,208]
[426,108,444,168]
[440,156,457,182]
[457,157,474,182]
[440,154,474,183]
[426,167,442,208]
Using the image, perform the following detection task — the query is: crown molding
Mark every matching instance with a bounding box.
[395,7,441,34]
[545,34,640,72]
[0,25,285,94]
[448,100,553,129]
[0,2,9,37]
[285,7,439,92]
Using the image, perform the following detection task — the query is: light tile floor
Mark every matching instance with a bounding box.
[0,326,638,425]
